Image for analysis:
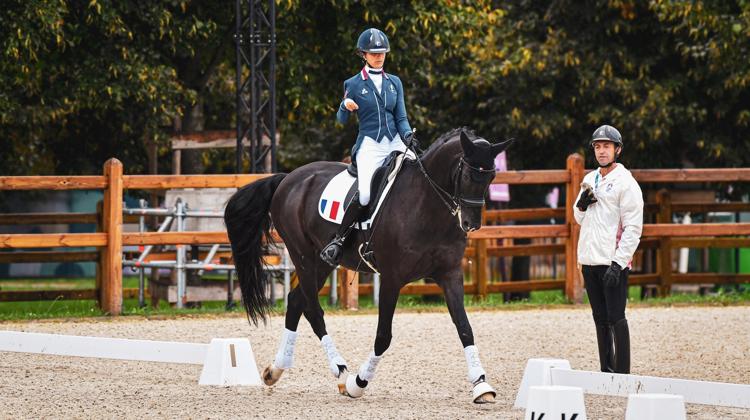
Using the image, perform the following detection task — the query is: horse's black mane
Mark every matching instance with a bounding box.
[422,127,478,158]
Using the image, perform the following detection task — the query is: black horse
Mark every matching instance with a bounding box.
[225,128,512,403]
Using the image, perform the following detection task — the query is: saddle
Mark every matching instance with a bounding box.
[318,150,409,229]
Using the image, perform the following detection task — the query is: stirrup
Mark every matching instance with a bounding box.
[357,243,379,273]
[320,237,344,266]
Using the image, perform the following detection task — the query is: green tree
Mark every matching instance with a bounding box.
[444,0,750,172]
[0,1,234,175]
[2,0,748,179]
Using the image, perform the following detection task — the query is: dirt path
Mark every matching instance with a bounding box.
[1,306,748,419]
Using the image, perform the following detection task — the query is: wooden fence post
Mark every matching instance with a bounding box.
[656,189,673,296]
[100,159,123,315]
[95,201,103,307]
[339,268,359,310]
[565,153,585,303]
[476,239,489,299]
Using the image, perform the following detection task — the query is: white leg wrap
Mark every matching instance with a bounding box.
[273,328,298,369]
[320,335,347,377]
[464,345,487,384]
[357,351,383,382]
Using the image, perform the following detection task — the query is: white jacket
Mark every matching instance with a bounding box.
[574,164,644,268]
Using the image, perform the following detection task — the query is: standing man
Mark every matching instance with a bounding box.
[574,124,643,374]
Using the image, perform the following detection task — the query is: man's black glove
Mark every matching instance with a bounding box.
[404,131,419,150]
[576,184,597,211]
[603,261,623,288]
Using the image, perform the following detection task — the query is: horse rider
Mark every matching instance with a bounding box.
[320,28,416,266]
[574,124,644,374]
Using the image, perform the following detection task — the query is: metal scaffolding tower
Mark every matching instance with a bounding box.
[234,0,277,173]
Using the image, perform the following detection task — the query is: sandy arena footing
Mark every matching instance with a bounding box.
[1,306,748,419]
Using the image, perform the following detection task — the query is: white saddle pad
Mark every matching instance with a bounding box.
[318,153,409,230]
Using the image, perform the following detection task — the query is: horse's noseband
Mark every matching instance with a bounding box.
[454,158,496,209]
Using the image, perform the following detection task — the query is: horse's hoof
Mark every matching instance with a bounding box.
[344,373,366,398]
[262,364,284,386]
[472,381,496,404]
[337,368,348,395]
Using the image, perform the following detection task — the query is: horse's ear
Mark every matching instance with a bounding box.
[460,131,475,156]
[491,138,514,156]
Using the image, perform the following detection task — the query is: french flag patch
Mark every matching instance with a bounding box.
[320,199,341,220]
[318,170,357,225]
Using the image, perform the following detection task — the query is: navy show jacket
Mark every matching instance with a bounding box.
[337,67,412,158]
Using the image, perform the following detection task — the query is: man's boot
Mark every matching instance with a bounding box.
[320,199,367,266]
[612,318,631,374]
[595,322,615,373]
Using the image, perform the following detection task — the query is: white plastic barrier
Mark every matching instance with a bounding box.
[515,358,750,409]
[0,331,261,386]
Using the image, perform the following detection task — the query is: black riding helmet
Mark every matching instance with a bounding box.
[590,124,623,168]
[356,28,390,56]
[590,125,623,148]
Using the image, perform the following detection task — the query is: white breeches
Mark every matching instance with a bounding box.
[355,135,414,206]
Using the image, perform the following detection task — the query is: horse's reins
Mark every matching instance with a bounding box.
[412,146,496,225]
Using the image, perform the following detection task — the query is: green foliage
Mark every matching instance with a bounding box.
[443,1,750,173]
[0,0,232,175]
[1,1,748,178]
[274,0,750,179]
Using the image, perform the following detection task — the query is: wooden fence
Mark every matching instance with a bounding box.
[1,156,750,314]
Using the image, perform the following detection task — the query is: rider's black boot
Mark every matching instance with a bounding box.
[612,318,631,374]
[320,199,367,266]
[595,322,615,373]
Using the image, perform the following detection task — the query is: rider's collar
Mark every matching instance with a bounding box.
[361,66,389,80]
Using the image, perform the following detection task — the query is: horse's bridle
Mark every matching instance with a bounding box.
[413,150,496,226]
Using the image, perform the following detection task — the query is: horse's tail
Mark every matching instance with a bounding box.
[224,173,287,326]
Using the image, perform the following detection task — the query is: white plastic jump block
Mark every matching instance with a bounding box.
[515,358,750,409]
[625,394,686,420]
[524,385,587,420]
[199,338,262,386]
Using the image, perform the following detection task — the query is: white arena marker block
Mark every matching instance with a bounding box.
[524,385,587,420]
[514,358,572,409]
[626,394,686,420]
[199,338,262,386]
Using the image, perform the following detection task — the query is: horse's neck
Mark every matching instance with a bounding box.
[422,141,460,189]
